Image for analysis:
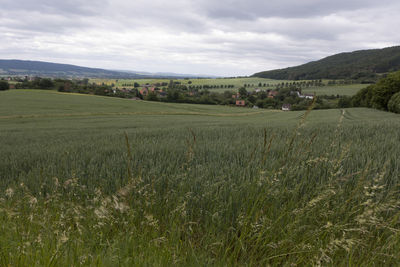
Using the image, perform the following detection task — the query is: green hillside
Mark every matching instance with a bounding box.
[1,90,399,265]
[253,46,400,80]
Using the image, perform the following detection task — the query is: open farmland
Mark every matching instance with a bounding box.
[92,77,366,96]
[0,90,399,265]
[91,77,291,92]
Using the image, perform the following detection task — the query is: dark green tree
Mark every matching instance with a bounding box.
[238,87,247,98]
[0,80,10,91]
[388,92,400,113]
[146,92,159,101]
[338,96,352,108]
[371,71,400,110]
[38,78,54,89]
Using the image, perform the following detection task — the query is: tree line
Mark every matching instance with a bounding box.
[351,71,400,113]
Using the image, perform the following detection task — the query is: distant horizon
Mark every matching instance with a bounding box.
[2,44,400,78]
[0,58,222,78]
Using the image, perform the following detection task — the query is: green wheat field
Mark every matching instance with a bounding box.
[1,90,399,266]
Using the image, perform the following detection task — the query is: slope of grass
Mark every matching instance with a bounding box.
[0,89,266,118]
[0,90,399,266]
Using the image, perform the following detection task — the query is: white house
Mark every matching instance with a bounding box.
[282,104,291,111]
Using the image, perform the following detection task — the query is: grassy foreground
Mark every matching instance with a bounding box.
[1,90,400,266]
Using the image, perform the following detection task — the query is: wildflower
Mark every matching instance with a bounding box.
[29,196,38,206]
[5,188,14,198]
[94,206,109,219]
[59,232,69,243]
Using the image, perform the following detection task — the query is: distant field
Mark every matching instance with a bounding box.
[91,77,292,91]
[303,84,368,96]
[92,77,365,96]
[1,90,399,265]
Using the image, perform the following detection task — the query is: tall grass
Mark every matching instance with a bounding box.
[0,91,399,265]
[1,112,399,265]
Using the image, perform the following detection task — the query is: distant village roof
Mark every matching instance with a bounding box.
[236,100,246,106]
[268,91,279,96]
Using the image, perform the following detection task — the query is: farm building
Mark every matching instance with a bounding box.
[282,104,291,111]
[140,88,148,96]
[302,94,314,99]
[236,100,246,106]
[268,91,278,98]
[291,91,315,99]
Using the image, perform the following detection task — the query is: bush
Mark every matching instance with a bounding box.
[371,71,400,110]
[0,80,10,91]
[388,92,400,113]
[338,96,352,108]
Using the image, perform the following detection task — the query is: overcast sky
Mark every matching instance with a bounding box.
[1,0,399,76]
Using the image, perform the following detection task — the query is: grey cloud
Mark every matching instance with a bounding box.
[0,11,88,34]
[0,0,399,76]
[2,0,108,16]
[197,0,395,20]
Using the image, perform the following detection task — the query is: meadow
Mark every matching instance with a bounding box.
[0,90,399,266]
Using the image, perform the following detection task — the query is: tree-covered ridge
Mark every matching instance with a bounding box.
[0,60,213,79]
[0,60,148,79]
[253,46,400,80]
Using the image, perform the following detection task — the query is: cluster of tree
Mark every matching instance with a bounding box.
[253,46,400,81]
[0,80,10,91]
[352,71,400,113]
[15,77,56,89]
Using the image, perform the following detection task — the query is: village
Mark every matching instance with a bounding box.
[3,75,328,110]
[132,83,315,111]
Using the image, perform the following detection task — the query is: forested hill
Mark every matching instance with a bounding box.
[0,60,151,78]
[252,46,400,80]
